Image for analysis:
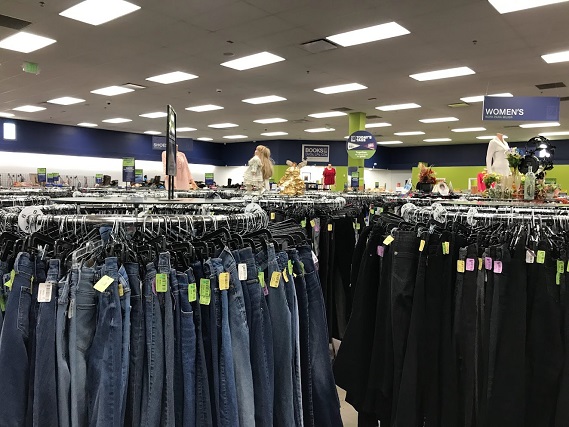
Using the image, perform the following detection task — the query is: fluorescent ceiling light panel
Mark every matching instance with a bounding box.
[419,117,459,123]
[186,104,223,112]
[0,112,15,118]
[146,71,198,84]
[304,128,335,133]
[410,66,475,81]
[314,83,367,94]
[365,122,392,128]
[0,31,56,53]
[308,111,347,118]
[242,95,286,104]
[12,105,45,112]
[539,131,569,136]
[488,0,569,14]
[221,51,285,71]
[378,140,403,145]
[47,96,85,105]
[3,123,16,140]
[91,85,134,96]
[223,135,248,139]
[376,103,421,111]
[77,122,98,127]
[102,118,131,123]
[254,118,287,124]
[144,131,161,135]
[177,127,197,132]
[59,0,140,26]
[451,127,486,132]
[197,137,213,141]
[460,93,513,103]
[261,131,288,136]
[326,22,410,47]
[477,135,508,139]
[139,112,167,118]
[394,131,425,136]
[519,122,560,128]
[208,123,238,129]
[542,50,569,63]
[424,138,452,142]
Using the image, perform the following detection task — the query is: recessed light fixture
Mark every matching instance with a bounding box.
[139,112,168,118]
[186,104,224,112]
[451,127,486,132]
[460,93,513,103]
[326,22,410,47]
[424,138,452,142]
[419,117,459,123]
[0,112,15,118]
[12,105,46,112]
[102,118,132,123]
[314,83,367,94]
[223,135,248,139]
[60,0,140,25]
[304,128,335,133]
[254,118,288,124]
[0,31,56,53]
[308,111,347,118]
[208,123,238,129]
[242,95,286,104]
[476,135,508,139]
[365,122,392,128]
[410,66,475,81]
[221,51,285,70]
[519,122,560,128]
[3,123,16,140]
[378,140,403,145]
[47,96,85,105]
[261,131,288,136]
[376,103,421,111]
[542,49,569,64]
[177,127,197,132]
[488,0,569,14]
[539,131,569,136]
[146,71,198,84]
[197,137,213,141]
[394,131,425,136]
[77,122,98,127]
[144,131,161,135]
[91,85,134,96]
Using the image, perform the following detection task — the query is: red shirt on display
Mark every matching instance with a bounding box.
[323,167,336,185]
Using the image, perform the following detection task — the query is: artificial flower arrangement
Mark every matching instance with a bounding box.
[506,147,523,171]
[417,162,436,184]
[482,172,501,188]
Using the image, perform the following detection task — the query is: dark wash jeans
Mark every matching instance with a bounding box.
[178,272,197,427]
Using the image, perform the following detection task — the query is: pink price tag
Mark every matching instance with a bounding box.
[485,257,493,270]
[466,258,475,271]
[263,284,269,296]
[493,261,503,274]
[377,246,385,257]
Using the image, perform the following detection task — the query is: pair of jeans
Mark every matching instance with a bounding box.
[33,258,61,427]
[87,257,123,427]
[56,272,72,427]
[158,253,175,427]
[298,245,342,427]
[124,262,145,427]
[178,272,197,427]
[117,264,131,425]
[0,252,36,426]
[239,246,274,426]
[171,269,184,427]
[219,248,255,427]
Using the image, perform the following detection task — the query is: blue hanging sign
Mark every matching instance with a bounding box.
[123,157,135,182]
[347,131,377,160]
[483,96,560,121]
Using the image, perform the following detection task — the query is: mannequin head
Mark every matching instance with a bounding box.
[496,133,504,142]
[255,145,273,180]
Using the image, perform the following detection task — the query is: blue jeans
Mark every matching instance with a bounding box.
[87,257,123,427]
[171,270,184,427]
[0,252,36,426]
[56,273,72,427]
[298,246,342,427]
[239,246,274,426]
[33,258,61,427]
[117,265,131,425]
[158,253,175,427]
[124,262,145,427]
[257,245,294,426]
[220,248,255,427]
[178,272,197,427]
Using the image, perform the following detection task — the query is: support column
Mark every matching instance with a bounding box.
[348,112,366,189]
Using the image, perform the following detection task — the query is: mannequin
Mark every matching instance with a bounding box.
[162,145,197,190]
[486,133,511,176]
[322,163,336,189]
[244,145,273,193]
[279,159,307,196]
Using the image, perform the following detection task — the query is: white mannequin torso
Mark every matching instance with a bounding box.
[486,137,511,176]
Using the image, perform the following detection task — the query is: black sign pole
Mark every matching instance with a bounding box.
[166,105,177,200]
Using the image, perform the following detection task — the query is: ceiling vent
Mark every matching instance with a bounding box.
[122,83,146,90]
[300,39,338,54]
[448,102,470,108]
[291,118,310,124]
[0,14,31,30]
[535,82,566,90]
[560,96,569,102]
[366,114,382,119]
[331,107,353,112]
[503,125,519,129]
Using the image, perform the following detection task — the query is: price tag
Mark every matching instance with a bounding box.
[94,275,114,293]
[557,272,562,286]
[355,222,361,230]
[457,260,465,273]
[283,269,289,283]
[442,242,450,255]
[370,208,375,215]
[557,260,565,274]
[377,245,385,257]
[419,240,425,252]
[38,282,53,303]
[155,273,168,293]
[288,260,293,276]
[494,261,502,274]
[466,258,475,271]
[270,212,276,220]
[478,258,483,271]
[0,295,5,312]
[258,271,265,288]
[536,250,546,264]
[219,272,230,290]
[526,250,535,264]
[310,219,316,228]
[270,271,281,288]
[118,283,124,297]
[485,257,493,270]
[188,282,197,302]
[301,219,306,228]
[238,264,247,281]
[5,270,15,289]
[199,279,211,305]
[383,235,394,246]
[328,223,333,232]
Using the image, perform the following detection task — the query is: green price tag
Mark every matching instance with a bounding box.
[288,260,293,275]
[0,294,5,312]
[5,270,15,289]
[536,250,546,264]
[188,283,197,302]
[558,260,565,274]
[301,219,306,228]
[355,222,361,230]
[156,273,168,293]
[199,279,211,305]
[557,272,562,286]
[258,271,265,288]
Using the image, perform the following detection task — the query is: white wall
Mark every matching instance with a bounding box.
[364,168,412,191]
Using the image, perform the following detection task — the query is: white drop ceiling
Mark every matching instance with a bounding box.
[0,0,569,147]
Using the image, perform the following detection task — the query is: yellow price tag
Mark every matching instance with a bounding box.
[328,223,333,232]
[536,250,546,264]
[283,269,289,283]
[383,235,394,246]
[356,222,361,230]
[419,240,425,252]
[118,283,124,297]
[457,260,465,273]
[219,272,230,290]
[155,273,168,293]
[199,279,211,305]
[270,271,282,288]
[188,282,197,302]
[4,269,15,289]
[94,275,114,293]
[478,258,483,270]
[310,219,316,228]
[270,212,276,220]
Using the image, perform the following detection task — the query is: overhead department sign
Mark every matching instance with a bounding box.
[347,130,377,160]
[302,144,329,162]
[483,96,560,121]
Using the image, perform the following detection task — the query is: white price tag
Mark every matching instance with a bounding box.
[238,264,247,281]
[526,250,535,264]
[38,282,53,303]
